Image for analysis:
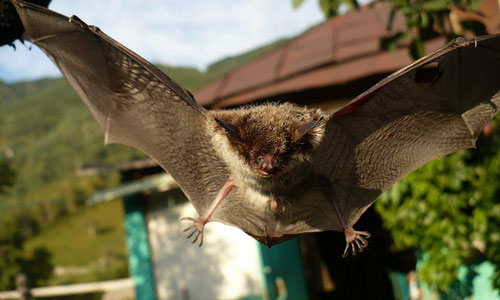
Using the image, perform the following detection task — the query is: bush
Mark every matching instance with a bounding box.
[376,118,500,290]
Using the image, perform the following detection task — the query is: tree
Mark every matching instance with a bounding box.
[0,158,52,290]
[293,0,489,59]
[0,216,53,290]
[0,158,15,194]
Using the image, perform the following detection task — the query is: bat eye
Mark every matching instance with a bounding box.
[215,118,243,141]
[293,116,324,143]
[414,62,441,87]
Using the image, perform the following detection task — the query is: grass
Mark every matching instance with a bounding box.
[23,199,128,285]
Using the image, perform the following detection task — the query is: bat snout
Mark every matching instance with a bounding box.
[257,154,277,177]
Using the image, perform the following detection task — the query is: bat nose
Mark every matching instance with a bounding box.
[257,154,276,176]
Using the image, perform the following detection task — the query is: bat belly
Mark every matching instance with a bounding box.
[256,179,343,237]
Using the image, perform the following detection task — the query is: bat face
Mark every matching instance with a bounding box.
[226,115,303,178]
[214,104,325,180]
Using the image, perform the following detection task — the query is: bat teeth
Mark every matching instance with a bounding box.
[262,162,273,171]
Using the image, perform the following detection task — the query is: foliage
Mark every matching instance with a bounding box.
[0,223,22,290]
[0,216,53,290]
[294,0,488,59]
[380,0,486,59]
[376,117,500,291]
[0,78,55,103]
[0,77,140,221]
[0,158,15,194]
[294,0,358,17]
[157,65,213,92]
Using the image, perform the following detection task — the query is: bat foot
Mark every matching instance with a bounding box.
[180,216,208,247]
[342,227,371,258]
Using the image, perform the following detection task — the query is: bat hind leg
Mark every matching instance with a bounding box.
[343,227,371,257]
[321,178,371,257]
[180,179,235,247]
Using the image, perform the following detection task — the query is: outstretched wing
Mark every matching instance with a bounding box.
[314,35,500,229]
[12,0,233,216]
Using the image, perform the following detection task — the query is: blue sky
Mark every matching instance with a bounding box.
[0,0,324,83]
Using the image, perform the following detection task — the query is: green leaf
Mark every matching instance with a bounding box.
[344,0,359,10]
[422,0,449,12]
[319,0,339,17]
[420,11,429,27]
[410,37,425,59]
[292,0,305,9]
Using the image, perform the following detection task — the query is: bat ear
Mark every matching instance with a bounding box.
[293,116,324,143]
[215,118,243,141]
[414,61,442,87]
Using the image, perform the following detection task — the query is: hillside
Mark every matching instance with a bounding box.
[206,38,288,77]
[23,199,128,285]
[0,76,143,216]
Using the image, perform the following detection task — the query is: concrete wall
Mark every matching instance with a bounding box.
[147,200,263,300]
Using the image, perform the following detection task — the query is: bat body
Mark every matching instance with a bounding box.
[11,0,500,256]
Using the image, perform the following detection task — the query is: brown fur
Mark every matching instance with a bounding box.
[210,102,325,193]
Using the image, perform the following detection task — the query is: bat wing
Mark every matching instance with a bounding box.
[12,0,240,219]
[310,34,500,232]
[13,0,278,242]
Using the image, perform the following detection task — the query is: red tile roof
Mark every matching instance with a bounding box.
[194,0,500,108]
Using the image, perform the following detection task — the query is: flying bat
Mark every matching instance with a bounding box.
[11,0,500,256]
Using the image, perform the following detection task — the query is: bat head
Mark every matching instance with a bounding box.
[215,103,325,179]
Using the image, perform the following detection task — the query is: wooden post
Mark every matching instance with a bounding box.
[15,274,32,300]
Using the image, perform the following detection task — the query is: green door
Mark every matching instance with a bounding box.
[259,238,309,300]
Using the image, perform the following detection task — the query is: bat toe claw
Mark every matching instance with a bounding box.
[342,227,371,258]
[185,227,196,238]
[181,216,208,246]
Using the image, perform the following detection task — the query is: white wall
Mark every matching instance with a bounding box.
[147,201,264,300]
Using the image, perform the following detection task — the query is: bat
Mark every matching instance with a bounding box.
[11,0,500,256]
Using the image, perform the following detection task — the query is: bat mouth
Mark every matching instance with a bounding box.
[257,169,274,178]
[256,154,277,177]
